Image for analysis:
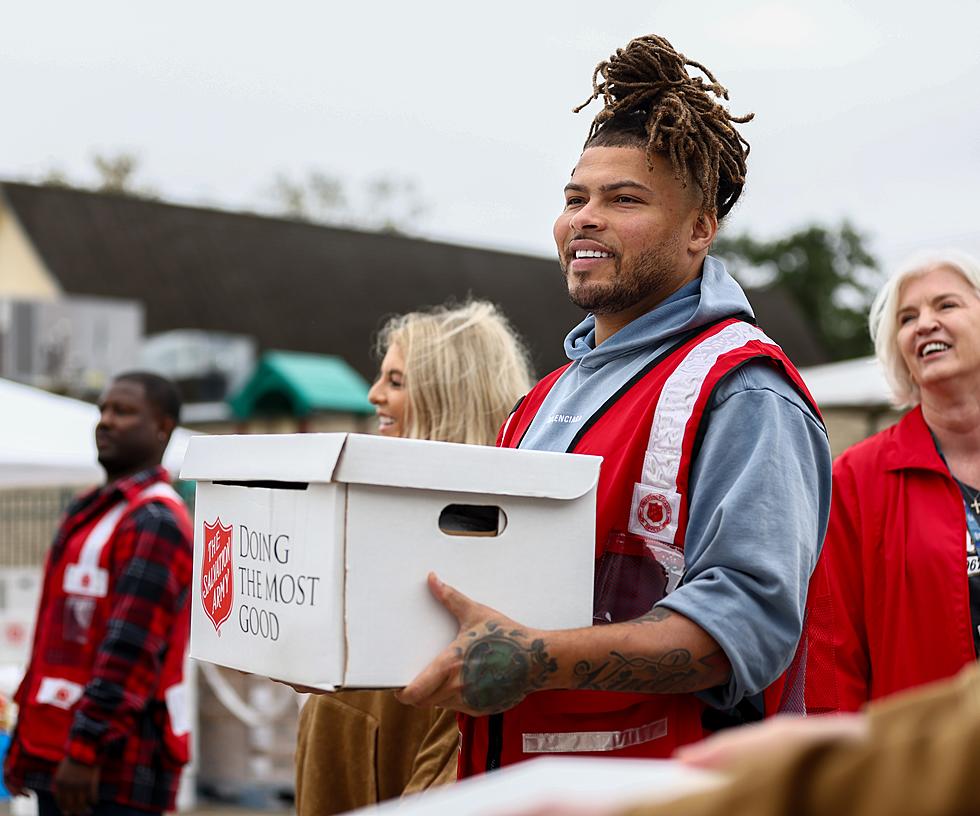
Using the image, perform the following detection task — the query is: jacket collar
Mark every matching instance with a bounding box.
[882,406,950,475]
[59,465,168,552]
[84,464,168,510]
[112,464,169,502]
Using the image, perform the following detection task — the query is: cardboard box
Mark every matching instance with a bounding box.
[180,433,600,690]
[345,756,723,815]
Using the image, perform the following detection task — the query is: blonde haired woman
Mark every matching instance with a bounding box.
[294,300,532,815]
[806,249,980,714]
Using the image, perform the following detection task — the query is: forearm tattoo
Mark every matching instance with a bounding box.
[459,621,557,714]
[634,606,672,624]
[573,649,726,693]
[574,607,728,694]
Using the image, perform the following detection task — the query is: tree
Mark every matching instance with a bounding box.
[37,151,158,199]
[268,171,427,234]
[713,222,883,361]
[91,151,158,198]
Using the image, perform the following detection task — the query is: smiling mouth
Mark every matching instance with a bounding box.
[920,342,951,358]
[573,249,613,259]
[377,415,396,429]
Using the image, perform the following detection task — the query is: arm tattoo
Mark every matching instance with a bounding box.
[460,621,557,714]
[576,607,729,694]
[573,649,725,694]
[633,606,673,624]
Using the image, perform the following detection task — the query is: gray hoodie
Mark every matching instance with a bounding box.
[520,255,832,709]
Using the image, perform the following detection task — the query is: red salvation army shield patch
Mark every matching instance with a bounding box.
[637,492,671,534]
[202,518,234,634]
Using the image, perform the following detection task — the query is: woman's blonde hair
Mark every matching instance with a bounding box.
[376,300,533,446]
[869,249,980,407]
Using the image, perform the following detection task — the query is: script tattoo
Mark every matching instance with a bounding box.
[633,606,672,624]
[573,648,727,694]
[459,621,557,714]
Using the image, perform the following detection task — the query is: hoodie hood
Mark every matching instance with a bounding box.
[564,255,754,370]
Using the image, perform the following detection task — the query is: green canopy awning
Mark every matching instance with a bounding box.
[229,351,374,419]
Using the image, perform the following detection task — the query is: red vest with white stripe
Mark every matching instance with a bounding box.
[14,481,192,765]
[459,318,820,775]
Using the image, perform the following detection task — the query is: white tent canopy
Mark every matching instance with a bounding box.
[797,356,895,409]
[0,377,194,488]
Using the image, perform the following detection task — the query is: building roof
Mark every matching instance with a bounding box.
[229,351,373,419]
[0,182,829,378]
[798,355,894,408]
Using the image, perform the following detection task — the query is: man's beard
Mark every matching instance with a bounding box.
[563,241,681,315]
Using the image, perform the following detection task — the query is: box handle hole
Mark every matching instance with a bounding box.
[213,480,309,491]
[438,504,507,537]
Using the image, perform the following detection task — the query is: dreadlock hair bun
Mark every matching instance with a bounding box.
[575,34,754,220]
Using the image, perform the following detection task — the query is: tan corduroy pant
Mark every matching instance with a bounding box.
[294,689,458,816]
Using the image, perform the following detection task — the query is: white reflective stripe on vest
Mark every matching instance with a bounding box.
[62,501,126,597]
[36,676,85,709]
[165,681,191,736]
[522,717,668,753]
[630,322,778,546]
[499,408,519,446]
[137,481,181,505]
[63,481,182,598]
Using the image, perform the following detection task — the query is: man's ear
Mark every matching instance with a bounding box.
[689,209,718,254]
[157,414,176,442]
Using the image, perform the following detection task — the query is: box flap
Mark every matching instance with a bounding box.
[179,433,348,482]
[348,757,721,815]
[334,435,601,500]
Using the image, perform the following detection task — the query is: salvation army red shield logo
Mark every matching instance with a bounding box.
[202,518,234,634]
[637,493,671,534]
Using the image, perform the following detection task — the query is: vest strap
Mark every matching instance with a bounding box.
[628,322,778,547]
[62,481,182,598]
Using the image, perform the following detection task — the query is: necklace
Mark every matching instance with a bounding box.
[928,431,980,515]
[958,479,980,517]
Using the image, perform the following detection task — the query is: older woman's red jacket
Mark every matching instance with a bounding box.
[806,406,974,713]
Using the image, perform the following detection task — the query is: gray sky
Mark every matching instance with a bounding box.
[2,1,978,272]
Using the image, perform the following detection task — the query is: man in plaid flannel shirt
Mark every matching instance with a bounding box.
[4,373,193,816]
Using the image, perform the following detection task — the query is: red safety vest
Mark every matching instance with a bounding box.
[14,481,192,765]
[459,317,821,775]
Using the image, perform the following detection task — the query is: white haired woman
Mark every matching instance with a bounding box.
[293,300,532,815]
[806,249,980,714]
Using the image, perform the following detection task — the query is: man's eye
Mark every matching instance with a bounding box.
[564,197,585,207]
[614,195,639,204]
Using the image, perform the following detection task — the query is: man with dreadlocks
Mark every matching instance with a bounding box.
[398,35,832,772]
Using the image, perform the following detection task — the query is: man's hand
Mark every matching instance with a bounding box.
[395,573,557,715]
[53,757,100,816]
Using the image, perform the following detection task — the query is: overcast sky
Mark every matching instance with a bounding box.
[2,1,978,272]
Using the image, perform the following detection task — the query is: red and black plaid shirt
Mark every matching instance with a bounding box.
[4,466,193,813]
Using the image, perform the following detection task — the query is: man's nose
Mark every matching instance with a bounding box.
[568,201,605,232]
